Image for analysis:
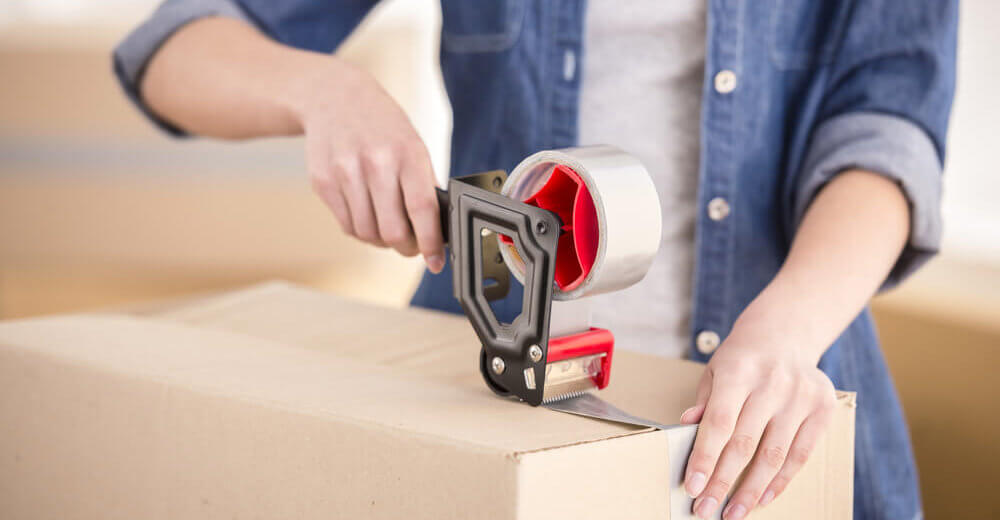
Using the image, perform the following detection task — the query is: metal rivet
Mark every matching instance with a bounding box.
[707,197,731,221]
[481,228,492,237]
[528,345,543,363]
[714,69,738,94]
[492,176,503,189]
[491,356,506,374]
[696,330,722,354]
[535,221,549,235]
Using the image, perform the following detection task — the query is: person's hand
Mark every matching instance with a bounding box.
[679,318,837,519]
[296,61,445,273]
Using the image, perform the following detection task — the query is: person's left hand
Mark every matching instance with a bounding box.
[679,321,837,520]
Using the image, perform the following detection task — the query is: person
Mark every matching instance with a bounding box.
[114,2,956,519]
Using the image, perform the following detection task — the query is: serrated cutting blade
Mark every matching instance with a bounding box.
[541,352,607,403]
[543,392,690,431]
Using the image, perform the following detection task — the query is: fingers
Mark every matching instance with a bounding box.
[718,416,799,519]
[400,144,445,272]
[310,137,445,271]
[719,381,835,519]
[684,376,750,500]
[299,67,444,268]
[680,345,837,520]
[696,393,776,519]
[312,176,354,236]
[760,398,835,507]
[308,137,356,237]
[336,153,385,248]
[363,148,419,257]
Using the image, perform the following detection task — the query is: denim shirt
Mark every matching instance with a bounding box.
[115,2,957,519]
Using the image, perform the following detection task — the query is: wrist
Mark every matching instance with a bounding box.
[727,284,829,365]
[280,54,368,134]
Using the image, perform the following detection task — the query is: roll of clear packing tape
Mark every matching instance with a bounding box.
[499,145,662,301]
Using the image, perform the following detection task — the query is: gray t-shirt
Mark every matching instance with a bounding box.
[579,1,707,359]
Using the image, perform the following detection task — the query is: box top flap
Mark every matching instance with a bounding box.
[150,282,854,426]
[0,310,653,454]
[152,282,711,424]
[2,282,852,457]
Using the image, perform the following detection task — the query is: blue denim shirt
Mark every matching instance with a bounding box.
[115,2,957,518]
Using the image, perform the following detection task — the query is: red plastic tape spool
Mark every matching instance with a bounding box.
[501,164,599,292]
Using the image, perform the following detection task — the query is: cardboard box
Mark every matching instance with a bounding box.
[0,282,854,519]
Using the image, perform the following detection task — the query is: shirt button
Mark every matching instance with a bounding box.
[714,69,738,94]
[707,197,731,221]
[696,330,721,354]
[563,49,577,81]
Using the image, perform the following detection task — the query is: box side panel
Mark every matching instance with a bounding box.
[0,348,518,520]
[830,392,855,519]
[515,432,671,520]
[515,393,855,520]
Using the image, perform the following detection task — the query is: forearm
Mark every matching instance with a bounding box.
[733,169,911,362]
[140,17,347,139]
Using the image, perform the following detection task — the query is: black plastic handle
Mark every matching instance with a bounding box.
[441,177,561,406]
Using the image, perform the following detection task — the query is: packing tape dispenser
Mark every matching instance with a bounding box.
[438,145,662,406]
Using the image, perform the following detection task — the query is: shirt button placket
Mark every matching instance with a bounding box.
[693,1,742,362]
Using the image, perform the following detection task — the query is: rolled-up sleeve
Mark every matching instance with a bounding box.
[793,113,943,288]
[113,0,378,136]
[791,0,958,290]
[113,0,255,136]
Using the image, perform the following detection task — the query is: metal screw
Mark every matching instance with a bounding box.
[528,345,543,363]
[492,176,503,189]
[491,356,506,375]
[535,221,549,235]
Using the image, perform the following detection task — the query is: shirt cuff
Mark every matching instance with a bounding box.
[112,0,255,136]
[792,112,943,290]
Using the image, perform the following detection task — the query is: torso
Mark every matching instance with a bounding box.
[578,0,707,358]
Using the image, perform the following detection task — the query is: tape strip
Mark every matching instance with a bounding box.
[543,392,690,431]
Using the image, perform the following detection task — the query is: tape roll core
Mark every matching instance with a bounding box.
[501,164,598,291]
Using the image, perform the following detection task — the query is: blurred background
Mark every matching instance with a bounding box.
[0,0,996,517]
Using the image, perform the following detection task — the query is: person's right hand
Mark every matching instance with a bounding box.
[295,60,445,273]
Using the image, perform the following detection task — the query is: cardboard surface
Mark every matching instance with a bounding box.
[0,282,854,519]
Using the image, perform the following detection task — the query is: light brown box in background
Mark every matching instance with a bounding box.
[0,283,854,519]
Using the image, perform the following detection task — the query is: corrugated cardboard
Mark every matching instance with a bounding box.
[0,282,854,519]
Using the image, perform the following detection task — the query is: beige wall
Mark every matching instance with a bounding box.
[0,0,448,313]
[872,258,999,520]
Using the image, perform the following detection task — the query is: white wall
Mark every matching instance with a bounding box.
[0,0,155,25]
[942,0,1000,264]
